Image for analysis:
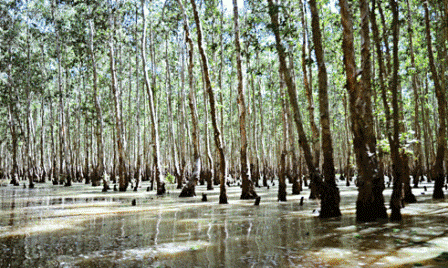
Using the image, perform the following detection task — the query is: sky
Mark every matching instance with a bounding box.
[222,0,245,12]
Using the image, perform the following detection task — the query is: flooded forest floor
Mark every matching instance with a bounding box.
[1,177,448,267]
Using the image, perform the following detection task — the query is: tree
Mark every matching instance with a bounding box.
[233,0,257,200]
[267,0,325,211]
[141,0,165,195]
[190,0,228,204]
[178,0,201,198]
[109,6,127,192]
[308,0,341,218]
[89,19,105,189]
[339,0,388,222]
[425,0,446,200]
[389,0,403,222]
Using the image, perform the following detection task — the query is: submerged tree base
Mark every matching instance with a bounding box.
[319,182,341,219]
[219,192,228,204]
[179,184,196,197]
[432,175,445,200]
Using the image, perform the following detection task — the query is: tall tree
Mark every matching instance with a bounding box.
[308,0,341,218]
[267,0,324,210]
[178,0,202,198]
[299,0,320,170]
[190,0,228,204]
[339,0,388,222]
[233,0,257,200]
[89,20,105,188]
[389,0,403,221]
[109,7,127,192]
[404,0,418,201]
[141,0,164,195]
[425,0,446,200]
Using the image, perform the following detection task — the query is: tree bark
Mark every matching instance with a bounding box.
[267,0,322,200]
[300,0,320,169]
[165,38,181,187]
[425,0,446,200]
[339,0,388,222]
[89,20,105,189]
[309,0,341,218]
[190,0,228,204]
[177,0,202,198]
[389,0,403,222]
[141,0,164,195]
[7,51,19,186]
[109,9,127,192]
[405,0,419,198]
[233,0,257,200]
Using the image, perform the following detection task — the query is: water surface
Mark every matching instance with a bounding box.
[0,180,447,267]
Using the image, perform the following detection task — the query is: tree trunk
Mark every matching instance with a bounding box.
[89,20,105,190]
[405,0,421,195]
[141,0,164,195]
[309,0,341,218]
[190,0,228,204]
[177,31,187,190]
[425,1,446,200]
[267,0,322,200]
[7,53,19,186]
[165,38,180,187]
[339,0,388,222]
[109,9,127,192]
[300,0,320,170]
[135,4,142,191]
[177,0,202,198]
[389,0,403,222]
[278,71,288,202]
[25,29,34,189]
[233,0,257,200]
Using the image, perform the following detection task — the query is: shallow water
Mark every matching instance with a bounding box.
[0,180,447,267]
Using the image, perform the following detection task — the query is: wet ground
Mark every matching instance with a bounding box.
[0,178,447,267]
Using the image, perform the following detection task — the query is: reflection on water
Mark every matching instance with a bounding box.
[0,181,447,267]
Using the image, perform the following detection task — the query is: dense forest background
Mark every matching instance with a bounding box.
[0,0,447,222]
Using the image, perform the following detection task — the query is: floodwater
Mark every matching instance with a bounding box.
[0,178,447,267]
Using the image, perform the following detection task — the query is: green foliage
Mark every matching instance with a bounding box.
[165,173,175,184]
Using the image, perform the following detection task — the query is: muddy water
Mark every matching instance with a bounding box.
[0,180,447,267]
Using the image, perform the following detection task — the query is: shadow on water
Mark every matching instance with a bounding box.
[0,181,447,267]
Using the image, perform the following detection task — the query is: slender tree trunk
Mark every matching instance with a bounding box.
[39,45,48,183]
[64,66,73,186]
[178,33,187,189]
[267,0,322,201]
[389,0,403,222]
[190,0,227,204]
[109,9,127,192]
[178,0,201,197]
[309,0,341,218]
[165,38,181,186]
[405,0,420,197]
[425,1,446,200]
[135,4,142,191]
[300,0,320,169]
[217,0,225,188]
[7,52,19,186]
[89,20,105,189]
[141,0,164,195]
[339,0,388,222]
[52,0,64,185]
[25,28,34,189]
[286,57,301,195]
[279,71,287,202]
[233,0,257,200]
